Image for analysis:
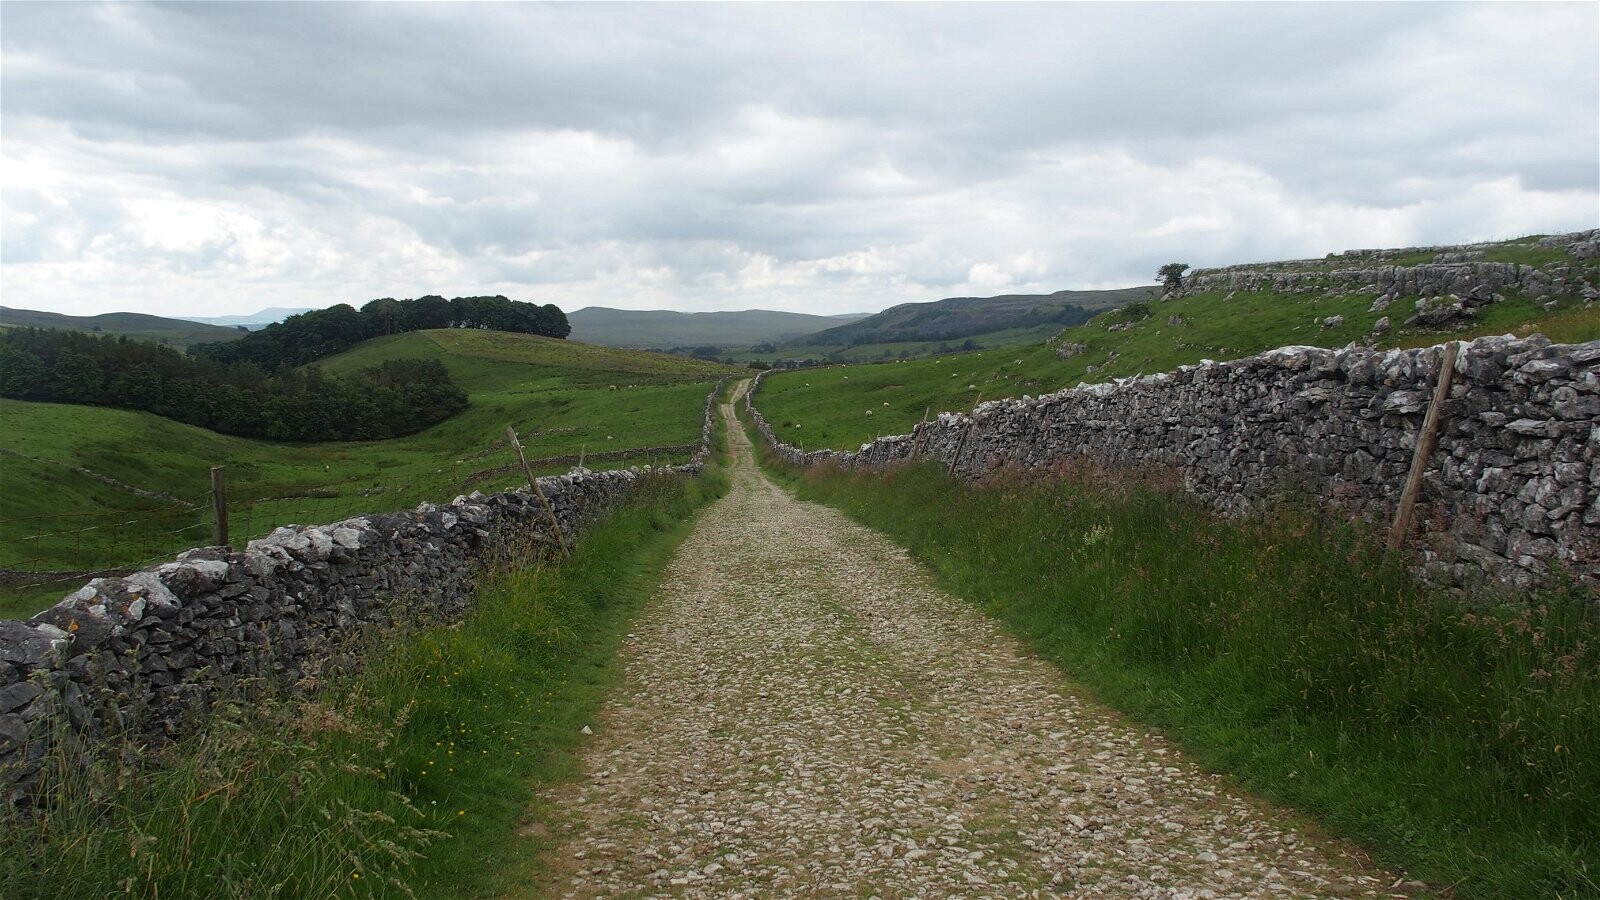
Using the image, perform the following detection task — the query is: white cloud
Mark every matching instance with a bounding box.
[1,2,1595,318]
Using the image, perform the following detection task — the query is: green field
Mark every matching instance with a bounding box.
[753,347,1065,452]
[0,330,737,618]
[721,323,1067,366]
[757,269,1600,452]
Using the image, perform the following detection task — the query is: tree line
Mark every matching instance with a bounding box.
[190,295,570,372]
[0,328,468,442]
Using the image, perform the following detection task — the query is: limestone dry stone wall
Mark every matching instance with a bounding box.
[0,378,726,803]
[746,338,1599,592]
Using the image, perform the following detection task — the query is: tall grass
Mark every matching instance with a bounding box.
[771,454,1598,898]
[1,465,726,899]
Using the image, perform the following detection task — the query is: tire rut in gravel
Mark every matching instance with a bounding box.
[530,391,1397,898]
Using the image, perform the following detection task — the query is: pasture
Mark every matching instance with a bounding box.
[0,330,737,617]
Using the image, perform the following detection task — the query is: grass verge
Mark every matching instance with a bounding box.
[760,450,1597,898]
[1,462,726,899]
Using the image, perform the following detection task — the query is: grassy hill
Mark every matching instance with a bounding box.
[791,287,1157,348]
[315,328,735,384]
[0,306,248,349]
[756,235,1600,451]
[567,307,866,349]
[708,286,1159,367]
[0,330,737,618]
[568,290,1161,367]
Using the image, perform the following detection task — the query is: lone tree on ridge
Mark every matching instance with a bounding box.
[1157,263,1189,293]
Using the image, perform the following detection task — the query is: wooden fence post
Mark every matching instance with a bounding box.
[947,421,973,477]
[506,425,572,558]
[1388,341,1460,551]
[210,466,229,547]
[909,406,931,461]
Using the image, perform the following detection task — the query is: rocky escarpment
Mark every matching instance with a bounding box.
[1336,231,1600,264]
[747,336,1599,593]
[0,379,727,804]
[1174,230,1600,327]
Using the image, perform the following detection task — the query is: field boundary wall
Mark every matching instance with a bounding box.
[0,378,726,803]
[746,338,1598,592]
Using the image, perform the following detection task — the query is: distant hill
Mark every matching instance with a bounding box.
[179,307,315,329]
[791,287,1159,347]
[0,306,246,349]
[568,307,867,349]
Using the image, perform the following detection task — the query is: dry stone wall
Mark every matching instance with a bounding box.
[747,338,1599,593]
[0,378,726,803]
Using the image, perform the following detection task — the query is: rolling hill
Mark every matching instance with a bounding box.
[756,231,1600,451]
[568,307,867,348]
[0,306,248,349]
[790,287,1159,348]
[0,329,737,618]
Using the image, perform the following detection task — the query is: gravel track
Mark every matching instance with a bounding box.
[535,389,1398,898]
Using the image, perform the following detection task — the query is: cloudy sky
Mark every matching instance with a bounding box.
[2,2,1596,319]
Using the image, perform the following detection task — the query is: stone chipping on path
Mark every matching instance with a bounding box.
[534,391,1400,898]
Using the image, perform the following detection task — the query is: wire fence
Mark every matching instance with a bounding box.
[1,371,726,616]
[0,443,699,606]
[0,494,214,587]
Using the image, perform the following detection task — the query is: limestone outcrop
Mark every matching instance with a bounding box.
[1177,230,1600,313]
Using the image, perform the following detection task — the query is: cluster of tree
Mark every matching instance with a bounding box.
[191,295,570,371]
[0,329,467,442]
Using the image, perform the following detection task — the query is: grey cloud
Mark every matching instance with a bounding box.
[0,4,1472,147]
[1,2,1594,318]
[4,3,744,142]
